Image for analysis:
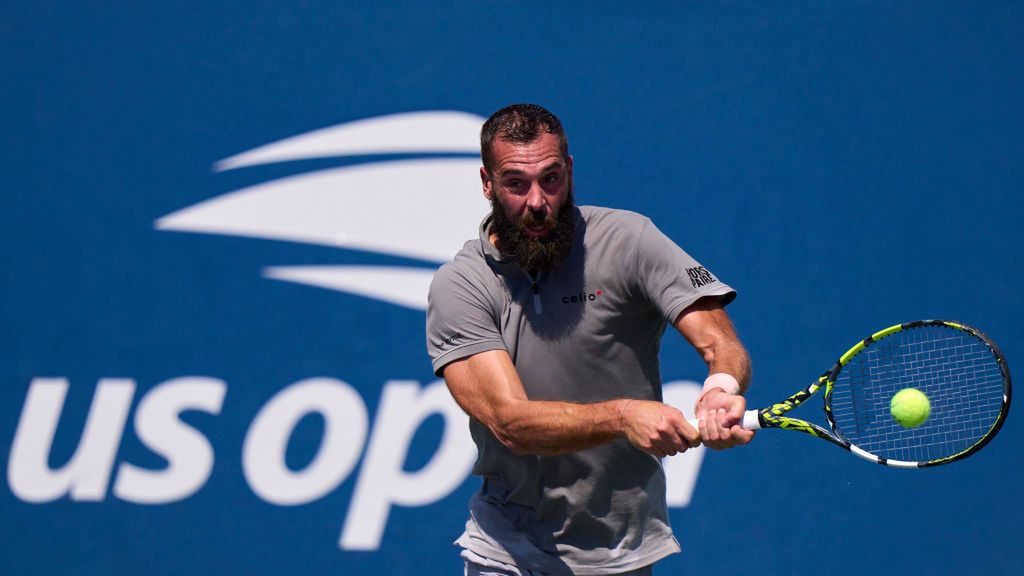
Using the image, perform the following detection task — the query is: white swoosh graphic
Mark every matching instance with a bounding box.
[264,266,437,310]
[161,111,488,310]
[215,111,483,172]
[157,158,487,263]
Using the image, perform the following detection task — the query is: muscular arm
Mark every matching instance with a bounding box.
[673,296,751,392]
[443,349,699,457]
[673,296,755,449]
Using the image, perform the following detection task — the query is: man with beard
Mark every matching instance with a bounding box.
[426,104,753,576]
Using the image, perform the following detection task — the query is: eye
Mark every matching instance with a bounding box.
[505,179,525,192]
[543,173,561,183]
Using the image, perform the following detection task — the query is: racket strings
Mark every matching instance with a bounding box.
[829,326,1005,463]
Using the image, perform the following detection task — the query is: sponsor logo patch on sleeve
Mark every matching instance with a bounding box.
[686,266,717,288]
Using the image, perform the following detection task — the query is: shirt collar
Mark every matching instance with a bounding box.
[478,212,507,262]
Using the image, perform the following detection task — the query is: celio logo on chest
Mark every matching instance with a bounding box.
[561,290,604,304]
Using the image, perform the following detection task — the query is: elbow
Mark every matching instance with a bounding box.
[491,428,531,455]
[499,437,532,456]
[489,406,534,455]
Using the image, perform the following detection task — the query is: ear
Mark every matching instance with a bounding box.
[480,166,494,201]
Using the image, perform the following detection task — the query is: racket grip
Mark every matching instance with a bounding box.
[686,410,761,431]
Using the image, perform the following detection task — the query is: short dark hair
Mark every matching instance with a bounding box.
[480,104,569,172]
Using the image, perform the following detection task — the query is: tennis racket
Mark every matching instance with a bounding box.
[687,320,1011,467]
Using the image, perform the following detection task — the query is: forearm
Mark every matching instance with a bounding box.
[444,350,639,456]
[489,398,629,456]
[445,349,697,457]
[666,299,757,449]
[674,298,752,394]
[705,337,751,393]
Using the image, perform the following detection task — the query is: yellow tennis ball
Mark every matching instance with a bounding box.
[890,388,931,428]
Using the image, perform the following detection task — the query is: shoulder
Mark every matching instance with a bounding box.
[432,240,484,286]
[429,240,502,307]
[577,205,653,251]
[579,205,651,229]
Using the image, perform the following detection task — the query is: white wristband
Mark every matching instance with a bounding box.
[699,373,741,401]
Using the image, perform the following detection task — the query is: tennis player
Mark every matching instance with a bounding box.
[426,104,754,575]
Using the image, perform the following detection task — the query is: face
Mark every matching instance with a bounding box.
[481,132,573,236]
[481,132,576,272]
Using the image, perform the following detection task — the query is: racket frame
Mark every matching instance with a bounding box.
[753,320,1011,468]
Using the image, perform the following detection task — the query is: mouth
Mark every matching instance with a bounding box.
[522,223,551,238]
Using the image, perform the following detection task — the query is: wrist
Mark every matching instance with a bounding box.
[694,373,740,411]
[616,399,634,435]
[702,372,740,396]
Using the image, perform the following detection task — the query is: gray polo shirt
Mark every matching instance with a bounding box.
[426,205,735,575]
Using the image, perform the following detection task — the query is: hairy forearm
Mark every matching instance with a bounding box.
[444,350,695,458]
[488,398,629,456]
[706,338,752,393]
[675,299,752,394]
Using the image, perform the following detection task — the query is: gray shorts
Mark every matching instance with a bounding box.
[462,549,654,576]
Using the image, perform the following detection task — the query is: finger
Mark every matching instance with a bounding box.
[650,442,672,458]
[730,426,756,445]
[708,408,727,443]
[698,413,711,445]
[649,422,681,457]
[700,413,725,450]
[700,410,719,449]
[695,411,710,446]
[660,427,686,454]
[717,408,733,443]
[641,442,664,458]
[676,420,701,448]
[726,397,744,421]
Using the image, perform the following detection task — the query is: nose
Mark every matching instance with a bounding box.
[525,181,547,212]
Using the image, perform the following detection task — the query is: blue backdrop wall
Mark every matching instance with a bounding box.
[2,2,1022,575]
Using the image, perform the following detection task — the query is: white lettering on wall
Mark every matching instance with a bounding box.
[8,378,135,502]
[242,378,368,505]
[340,380,476,550]
[113,377,227,504]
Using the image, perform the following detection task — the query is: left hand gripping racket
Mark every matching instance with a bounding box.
[689,320,1011,467]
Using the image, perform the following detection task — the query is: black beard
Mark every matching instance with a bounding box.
[490,190,576,274]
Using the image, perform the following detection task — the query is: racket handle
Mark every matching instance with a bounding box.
[686,410,761,431]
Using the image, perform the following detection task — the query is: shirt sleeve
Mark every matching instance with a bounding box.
[426,263,508,376]
[633,218,737,324]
